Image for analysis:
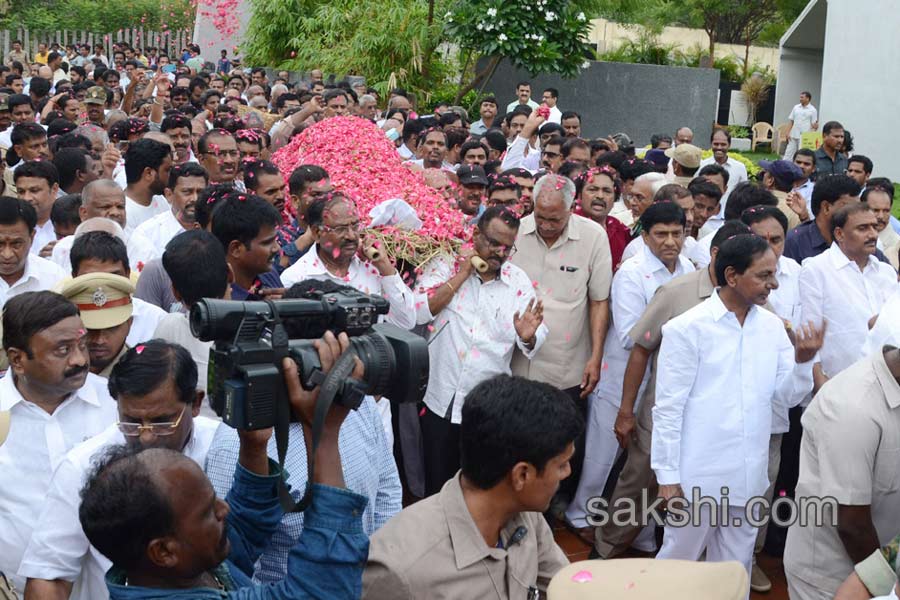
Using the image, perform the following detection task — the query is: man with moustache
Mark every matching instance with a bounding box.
[0,291,117,595]
[575,167,632,271]
[197,129,241,189]
[18,340,221,600]
[414,206,547,495]
[50,180,127,272]
[281,192,416,329]
[127,163,208,266]
[453,164,489,223]
[798,203,896,381]
[59,273,136,379]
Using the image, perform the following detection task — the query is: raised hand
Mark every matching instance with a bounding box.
[513,298,544,345]
[794,320,826,364]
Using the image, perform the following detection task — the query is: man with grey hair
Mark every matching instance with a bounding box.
[358,94,378,121]
[511,173,613,520]
[50,179,127,270]
[619,172,670,262]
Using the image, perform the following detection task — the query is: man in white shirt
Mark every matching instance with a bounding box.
[782,91,818,161]
[505,81,539,114]
[541,87,562,124]
[281,192,417,440]
[0,196,65,308]
[51,180,128,271]
[652,234,822,590]
[70,231,166,349]
[699,128,748,217]
[128,163,208,266]
[0,291,117,593]
[567,202,694,533]
[122,137,172,235]
[864,186,900,262]
[19,340,221,600]
[281,193,417,328]
[14,159,57,256]
[414,206,547,495]
[500,108,545,175]
[798,203,897,381]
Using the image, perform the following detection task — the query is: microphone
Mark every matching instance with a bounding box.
[508,526,528,547]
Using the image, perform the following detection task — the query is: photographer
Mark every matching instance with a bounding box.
[204,279,402,584]
[77,332,370,598]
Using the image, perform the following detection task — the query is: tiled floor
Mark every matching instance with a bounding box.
[552,526,790,599]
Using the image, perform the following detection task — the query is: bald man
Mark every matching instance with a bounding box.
[51,180,128,269]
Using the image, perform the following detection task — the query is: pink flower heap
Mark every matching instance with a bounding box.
[271,116,467,244]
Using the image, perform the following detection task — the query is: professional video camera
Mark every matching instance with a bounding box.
[190,288,429,430]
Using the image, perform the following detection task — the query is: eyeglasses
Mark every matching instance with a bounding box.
[479,231,517,257]
[117,405,186,437]
[320,222,362,236]
[204,149,240,159]
[542,151,561,159]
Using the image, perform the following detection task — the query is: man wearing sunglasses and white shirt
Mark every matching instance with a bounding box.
[18,340,220,600]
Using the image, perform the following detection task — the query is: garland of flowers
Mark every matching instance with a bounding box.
[271,116,468,267]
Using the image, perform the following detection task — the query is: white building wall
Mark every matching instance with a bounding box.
[820,0,900,180]
[773,47,824,134]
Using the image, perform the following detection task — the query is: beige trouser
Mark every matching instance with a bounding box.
[594,383,658,557]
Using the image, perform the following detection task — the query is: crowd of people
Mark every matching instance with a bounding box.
[0,39,898,600]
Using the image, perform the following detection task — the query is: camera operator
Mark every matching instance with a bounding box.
[204,279,402,584]
[77,332,370,599]
[279,192,418,443]
[20,340,220,600]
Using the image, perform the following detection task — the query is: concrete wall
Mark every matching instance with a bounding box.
[193,0,252,61]
[588,18,781,74]
[773,47,823,133]
[819,0,900,180]
[484,59,720,146]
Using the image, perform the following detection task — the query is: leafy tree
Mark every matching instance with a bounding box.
[242,0,449,99]
[242,0,603,103]
[445,0,596,102]
[3,0,193,32]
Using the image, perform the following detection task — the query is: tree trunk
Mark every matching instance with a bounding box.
[427,0,434,26]
[455,55,501,104]
[707,29,715,61]
[743,28,751,80]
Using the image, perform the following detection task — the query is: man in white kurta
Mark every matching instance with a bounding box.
[414,206,548,495]
[18,339,220,600]
[0,292,117,593]
[566,203,694,529]
[798,205,897,379]
[281,195,417,443]
[651,235,819,592]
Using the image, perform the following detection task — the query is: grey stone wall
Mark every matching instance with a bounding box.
[482,59,721,147]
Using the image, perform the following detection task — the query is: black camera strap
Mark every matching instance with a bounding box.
[264,300,295,512]
[264,299,361,513]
